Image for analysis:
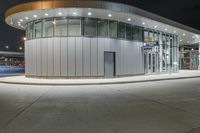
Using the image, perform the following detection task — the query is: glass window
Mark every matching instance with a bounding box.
[83,18,97,36]
[27,22,34,39]
[97,20,108,37]
[118,22,126,39]
[34,21,42,38]
[133,26,143,41]
[44,19,54,37]
[126,24,133,40]
[109,21,118,38]
[149,32,154,41]
[25,24,29,39]
[54,18,68,36]
[68,19,81,36]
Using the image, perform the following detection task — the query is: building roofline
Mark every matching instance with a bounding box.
[5,0,200,34]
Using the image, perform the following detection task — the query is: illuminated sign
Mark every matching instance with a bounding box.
[144,41,159,47]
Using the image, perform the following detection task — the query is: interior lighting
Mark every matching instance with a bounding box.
[45,13,49,16]
[108,14,112,17]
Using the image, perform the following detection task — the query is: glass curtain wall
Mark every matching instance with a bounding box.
[143,30,179,74]
[83,18,97,36]
[68,19,81,36]
[26,17,145,41]
[54,18,68,36]
[97,20,108,37]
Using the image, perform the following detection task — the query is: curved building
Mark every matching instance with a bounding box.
[5,0,200,78]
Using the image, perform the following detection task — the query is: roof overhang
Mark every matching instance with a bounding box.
[5,0,200,45]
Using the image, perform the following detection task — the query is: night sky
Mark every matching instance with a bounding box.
[0,0,200,51]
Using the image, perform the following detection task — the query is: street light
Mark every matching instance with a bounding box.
[23,37,27,41]
[19,46,23,50]
[5,45,9,49]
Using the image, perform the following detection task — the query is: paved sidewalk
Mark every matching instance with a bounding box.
[0,70,200,85]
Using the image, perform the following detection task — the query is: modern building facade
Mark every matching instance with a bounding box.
[5,0,200,78]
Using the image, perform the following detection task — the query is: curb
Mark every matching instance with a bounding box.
[0,76,200,86]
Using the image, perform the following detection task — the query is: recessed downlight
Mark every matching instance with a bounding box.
[58,12,62,15]
[73,12,77,15]
[33,15,37,18]
[108,14,112,17]
[127,18,131,21]
[45,13,49,16]
[88,12,92,16]
[25,17,29,20]
[142,22,145,25]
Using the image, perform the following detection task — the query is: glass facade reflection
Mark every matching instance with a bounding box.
[25,17,143,41]
[143,30,179,74]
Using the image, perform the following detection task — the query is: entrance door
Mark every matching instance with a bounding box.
[144,47,159,74]
[104,52,115,77]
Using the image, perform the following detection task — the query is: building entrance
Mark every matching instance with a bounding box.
[144,47,160,74]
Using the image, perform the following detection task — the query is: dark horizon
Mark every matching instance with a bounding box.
[0,0,200,51]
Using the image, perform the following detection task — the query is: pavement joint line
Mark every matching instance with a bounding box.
[131,94,200,118]
[0,88,50,131]
[106,84,200,118]
[1,76,200,86]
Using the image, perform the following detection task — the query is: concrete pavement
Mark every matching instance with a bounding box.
[0,78,200,132]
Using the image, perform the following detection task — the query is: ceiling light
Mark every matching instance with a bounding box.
[173,31,176,33]
[183,33,186,36]
[20,19,23,22]
[88,12,92,16]
[33,15,37,18]
[164,28,168,31]
[154,25,157,28]
[17,21,21,24]
[58,12,62,15]
[73,12,77,15]
[45,13,49,16]
[142,22,145,25]
[25,17,29,20]
[108,14,112,17]
[127,18,131,21]
[180,40,182,42]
